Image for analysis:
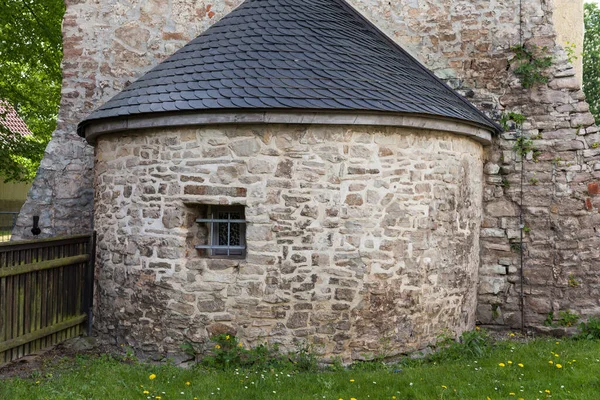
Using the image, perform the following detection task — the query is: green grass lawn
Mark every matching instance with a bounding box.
[2,337,600,399]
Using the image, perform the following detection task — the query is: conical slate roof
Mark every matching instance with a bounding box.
[78,0,500,136]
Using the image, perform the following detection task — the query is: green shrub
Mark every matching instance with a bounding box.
[183,335,320,371]
[427,328,494,362]
[557,310,580,327]
[578,316,600,339]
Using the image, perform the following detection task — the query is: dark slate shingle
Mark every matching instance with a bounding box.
[78,0,500,136]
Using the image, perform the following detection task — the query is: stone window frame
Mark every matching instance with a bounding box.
[195,205,246,259]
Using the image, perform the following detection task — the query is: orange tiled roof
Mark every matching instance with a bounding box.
[0,101,33,136]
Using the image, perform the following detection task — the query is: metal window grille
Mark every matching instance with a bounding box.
[195,206,246,257]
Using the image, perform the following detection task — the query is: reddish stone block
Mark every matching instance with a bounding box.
[588,182,600,195]
[585,197,593,211]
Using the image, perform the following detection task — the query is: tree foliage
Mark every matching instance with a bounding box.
[584,2,600,125]
[0,0,65,182]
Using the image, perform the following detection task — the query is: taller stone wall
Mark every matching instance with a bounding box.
[16,0,600,333]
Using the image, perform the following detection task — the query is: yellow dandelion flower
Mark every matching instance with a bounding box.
[509,393,515,396]
[339,398,344,400]
[35,381,40,385]
[518,363,524,368]
[487,397,491,400]
[143,390,150,395]
[350,379,355,383]
[226,335,230,340]
[186,381,191,386]
[555,353,560,357]
[548,360,554,365]
[476,326,480,331]
[392,397,397,399]
[519,398,525,400]
[149,374,156,380]
[508,360,513,365]
[442,385,447,389]
[545,389,551,394]
[509,333,515,337]
[238,343,243,348]
[215,344,221,349]
[156,397,161,400]
[351,398,357,400]
[556,364,563,369]
[499,363,506,367]
[556,341,560,344]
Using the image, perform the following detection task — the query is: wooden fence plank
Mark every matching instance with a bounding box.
[0,255,90,279]
[0,314,87,353]
[0,234,92,366]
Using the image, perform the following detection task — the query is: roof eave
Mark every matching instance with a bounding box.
[78,109,494,145]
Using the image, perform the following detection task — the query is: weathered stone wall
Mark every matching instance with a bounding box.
[17,0,600,337]
[553,0,584,82]
[93,124,484,359]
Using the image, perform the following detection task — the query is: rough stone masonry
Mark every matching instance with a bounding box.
[13,0,600,353]
[93,124,484,359]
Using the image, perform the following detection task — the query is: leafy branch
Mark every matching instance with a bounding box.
[510,44,553,89]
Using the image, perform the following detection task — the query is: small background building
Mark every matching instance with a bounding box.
[0,102,33,240]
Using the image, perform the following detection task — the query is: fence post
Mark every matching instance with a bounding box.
[84,231,96,336]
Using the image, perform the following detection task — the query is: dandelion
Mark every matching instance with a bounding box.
[442,385,447,389]
[149,374,157,380]
[509,393,515,396]
[186,382,191,386]
[545,389,551,394]
[238,343,243,348]
[555,353,560,357]
[476,326,481,331]
[518,363,524,368]
[351,398,357,400]
[226,335,230,340]
[143,390,150,395]
[215,344,221,349]
[155,397,161,400]
[556,364,563,369]
[350,379,355,383]
[508,361,513,365]
[499,363,506,367]
[548,360,554,365]
[510,333,515,337]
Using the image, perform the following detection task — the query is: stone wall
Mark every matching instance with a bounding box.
[93,124,484,359]
[16,0,600,338]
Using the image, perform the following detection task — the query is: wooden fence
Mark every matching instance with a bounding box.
[0,234,94,366]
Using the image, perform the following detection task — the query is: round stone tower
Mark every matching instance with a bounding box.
[78,0,499,360]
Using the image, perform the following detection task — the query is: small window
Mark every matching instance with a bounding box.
[195,205,246,258]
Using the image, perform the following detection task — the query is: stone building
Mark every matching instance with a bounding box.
[14,0,600,359]
[78,0,499,358]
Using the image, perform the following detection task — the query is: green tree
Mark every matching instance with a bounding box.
[584,2,600,125]
[0,0,65,182]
